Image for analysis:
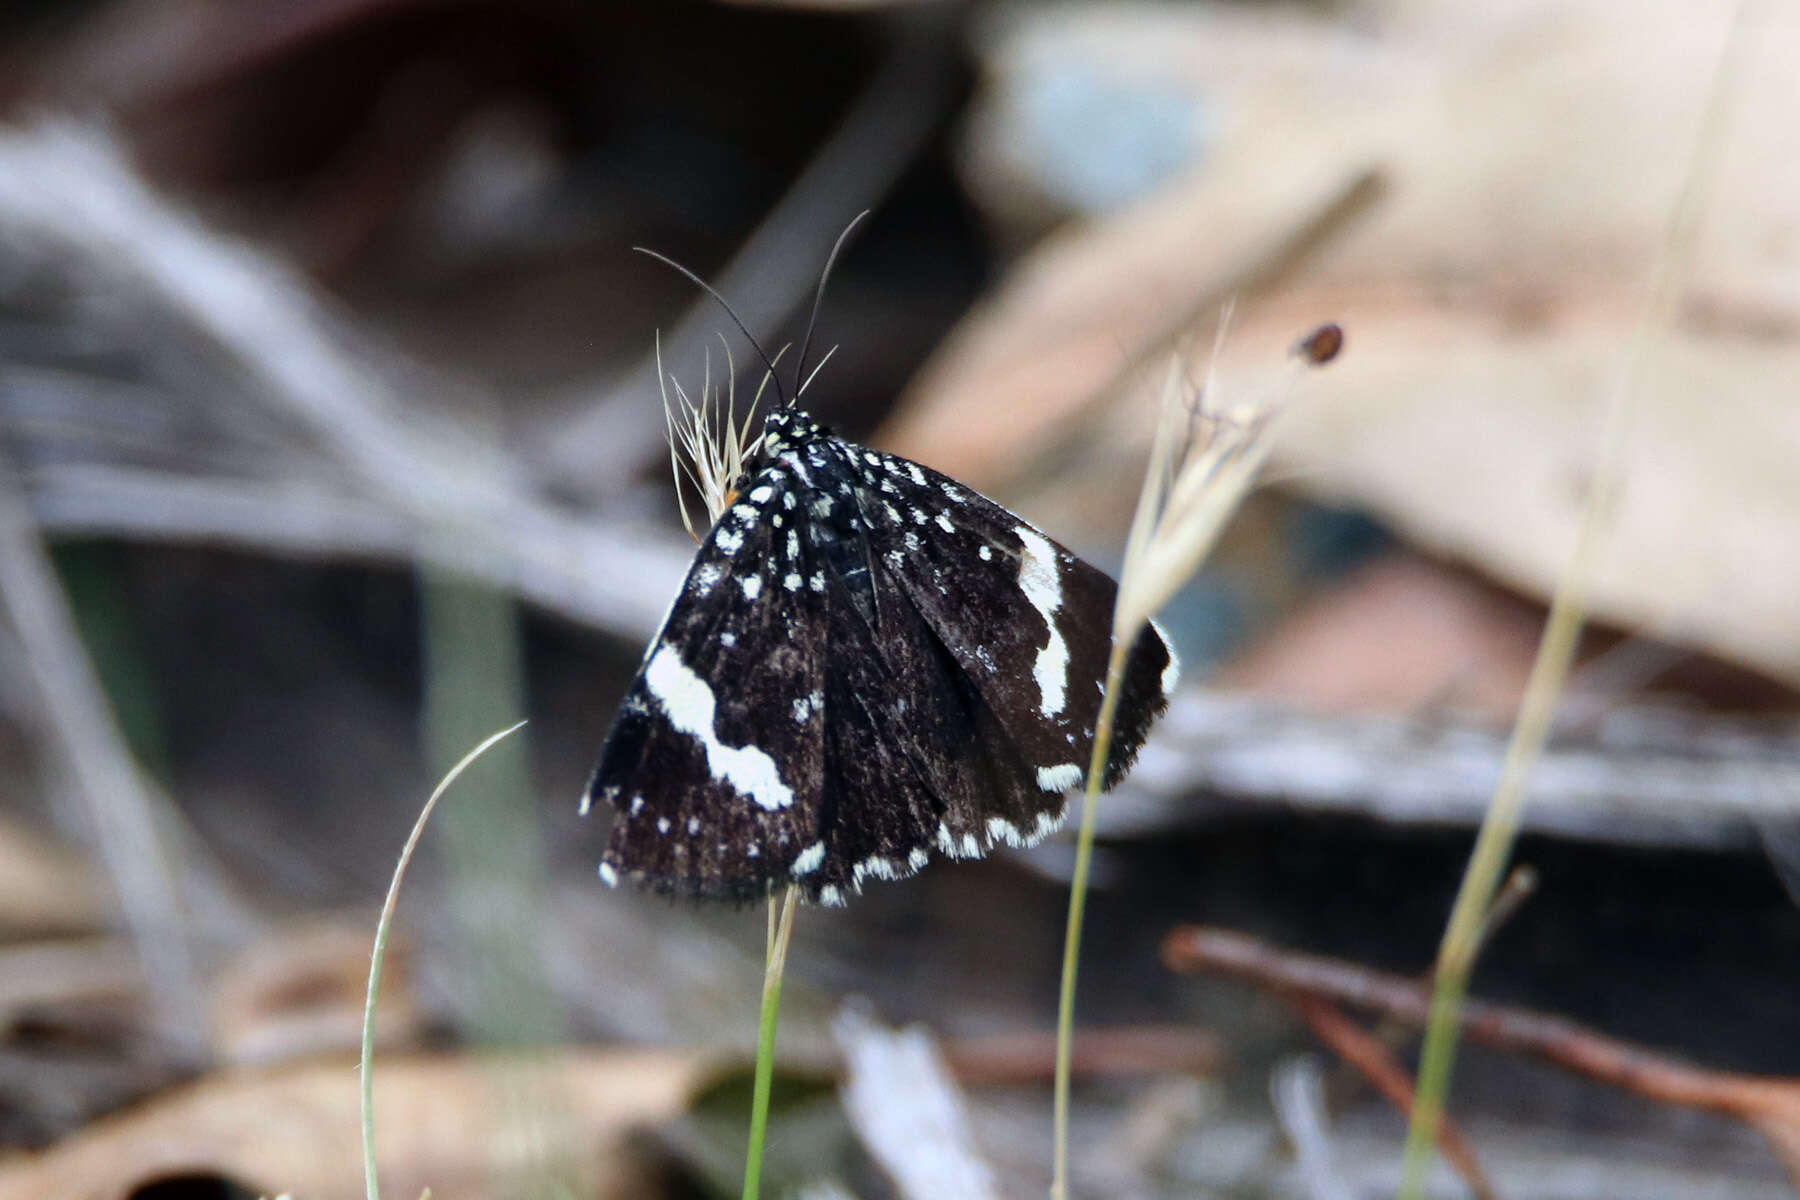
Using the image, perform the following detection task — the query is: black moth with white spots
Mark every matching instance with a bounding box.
[583,405,1177,906]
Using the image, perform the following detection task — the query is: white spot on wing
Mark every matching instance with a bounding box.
[657,817,671,834]
[783,573,803,591]
[749,485,773,503]
[793,840,826,875]
[935,512,955,533]
[644,643,794,810]
[720,631,736,647]
[598,861,618,886]
[1036,763,1083,793]
[1015,528,1069,718]
[741,575,763,600]
[1152,618,1181,694]
[978,545,992,562]
[715,527,744,555]
[694,563,722,595]
[906,463,925,485]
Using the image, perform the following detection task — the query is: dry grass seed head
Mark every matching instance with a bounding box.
[1114,319,1341,639]
[659,334,771,532]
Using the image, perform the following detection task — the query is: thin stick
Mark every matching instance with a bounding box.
[0,469,203,1052]
[1397,7,1751,1193]
[362,719,527,1200]
[1295,998,1497,1200]
[744,885,800,1200]
[1162,925,1798,1118]
[1050,635,1132,1200]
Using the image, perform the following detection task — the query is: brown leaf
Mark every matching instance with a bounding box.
[1216,554,1544,719]
[0,1049,716,1200]
[211,920,423,1068]
[0,815,107,939]
[892,2,1800,687]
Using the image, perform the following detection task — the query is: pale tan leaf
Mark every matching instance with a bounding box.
[0,1050,715,1200]
[891,1,1800,683]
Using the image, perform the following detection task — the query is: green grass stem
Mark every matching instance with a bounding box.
[1395,7,1749,1194]
[1050,635,1132,1200]
[744,885,799,1200]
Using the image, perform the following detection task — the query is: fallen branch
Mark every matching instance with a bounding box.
[1294,997,1496,1200]
[1162,925,1800,1185]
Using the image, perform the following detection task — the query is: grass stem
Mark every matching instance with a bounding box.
[1050,636,1132,1200]
[362,720,528,1200]
[1395,7,1749,1194]
[744,885,799,1200]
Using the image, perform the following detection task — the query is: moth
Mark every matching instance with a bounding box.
[583,244,1177,906]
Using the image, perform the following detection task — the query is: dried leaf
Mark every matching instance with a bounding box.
[0,1049,715,1200]
[0,815,107,939]
[893,2,1800,685]
[1216,555,1544,719]
[211,920,423,1068]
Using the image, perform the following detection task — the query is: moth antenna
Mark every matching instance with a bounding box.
[718,332,738,468]
[793,210,870,402]
[634,246,789,408]
[747,343,790,413]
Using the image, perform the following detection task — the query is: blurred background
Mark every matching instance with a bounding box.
[1,1,1799,1197]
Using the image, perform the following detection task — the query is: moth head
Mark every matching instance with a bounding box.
[759,405,822,461]
[763,407,794,446]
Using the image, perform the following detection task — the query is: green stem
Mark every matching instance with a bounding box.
[1051,635,1133,1200]
[744,885,799,1200]
[1395,8,1746,1194]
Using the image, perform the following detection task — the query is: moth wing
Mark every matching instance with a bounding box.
[796,552,1072,902]
[587,466,826,901]
[851,448,1175,794]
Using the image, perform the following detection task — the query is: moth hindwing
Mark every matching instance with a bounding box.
[585,405,1177,904]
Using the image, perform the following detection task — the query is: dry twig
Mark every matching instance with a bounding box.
[1163,925,1800,1186]
[0,122,691,642]
[1293,998,1496,1200]
[0,469,202,1053]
